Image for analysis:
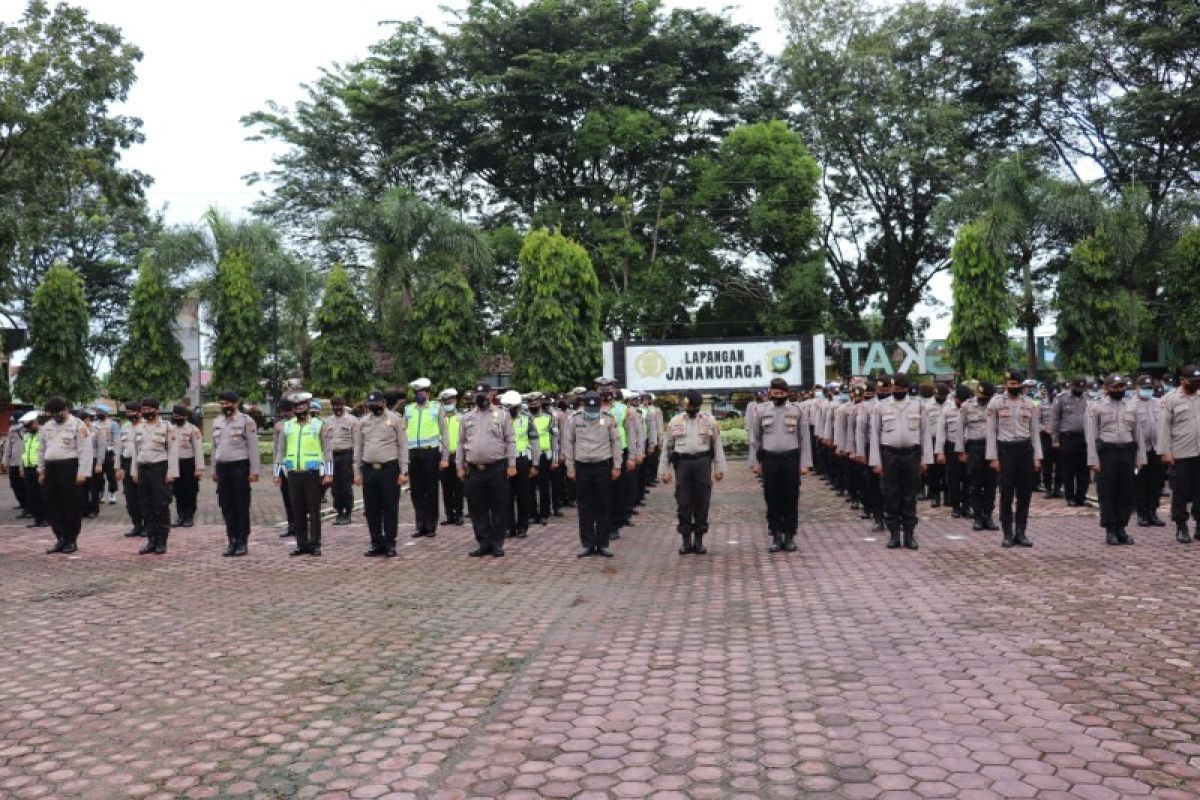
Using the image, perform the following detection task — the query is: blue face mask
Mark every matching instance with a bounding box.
[584,411,600,420]
[838,393,850,403]
[1138,388,1153,400]
[443,402,456,412]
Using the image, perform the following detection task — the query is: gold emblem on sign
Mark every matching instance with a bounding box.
[634,350,667,378]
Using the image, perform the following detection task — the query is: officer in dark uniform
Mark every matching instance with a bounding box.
[563,391,621,557]
[659,390,726,555]
[986,369,1042,548]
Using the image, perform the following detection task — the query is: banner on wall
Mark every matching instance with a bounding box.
[603,336,826,393]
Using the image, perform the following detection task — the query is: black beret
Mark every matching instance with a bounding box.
[45,397,67,414]
[218,390,239,403]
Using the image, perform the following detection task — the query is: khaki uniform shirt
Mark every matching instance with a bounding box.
[131,418,180,480]
[1051,391,1088,439]
[175,422,204,469]
[322,412,359,453]
[868,396,934,468]
[749,401,813,470]
[935,401,963,453]
[3,425,24,467]
[1134,396,1160,452]
[855,398,878,459]
[457,406,517,468]
[985,395,1044,461]
[1157,389,1200,461]
[38,415,94,481]
[353,410,408,479]
[91,422,107,465]
[659,411,727,479]
[1038,399,1055,435]
[1086,395,1146,468]
[955,398,989,449]
[212,411,260,476]
[120,421,139,460]
[563,410,621,471]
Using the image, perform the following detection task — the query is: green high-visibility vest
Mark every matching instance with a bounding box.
[514,414,531,456]
[612,402,628,450]
[406,403,440,448]
[444,413,460,453]
[22,432,39,468]
[284,418,325,472]
[533,413,551,452]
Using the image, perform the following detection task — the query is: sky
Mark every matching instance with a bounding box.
[4,0,968,338]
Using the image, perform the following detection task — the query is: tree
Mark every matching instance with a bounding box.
[308,266,375,399]
[511,229,603,392]
[1162,227,1200,366]
[210,251,264,400]
[15,264,93,404]
[406,263,483,392]
[946,221,1010,380]
[108,257,190,403]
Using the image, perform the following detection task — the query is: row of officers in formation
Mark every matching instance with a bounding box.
[7,364,1198,559]
[746,365,1200,550]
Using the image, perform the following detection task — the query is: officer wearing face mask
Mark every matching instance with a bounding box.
[130,397,179,556]
[211,390,260,557]
[354,389,408,558]
[456,383,516,558]
[986,369,1043,548]
[749,377,813,553]
[18,411,46,528]
[936,385,972,520]
[1157,364,1200,543]
[564,391,621,557]
[957,381,999,532]
[438,389,465,526]
[548,394,570,516]
[659,390,726,556]
[272,399,297,539]
[116,401,144,537]
[1052,376,1092,507]
[502,390,540,539]
[278,393,333,557]
[869,374,934,550]
[1086,374,1145,546]
[404,378,445,538]
[919,384,944,506]
[322,395,359,526]
[170,404,203,528]
[1132,374,1167,530]
[37,396,93,554]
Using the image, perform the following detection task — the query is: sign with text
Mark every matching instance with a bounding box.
[605,336,825,392]
[829,339,952,376]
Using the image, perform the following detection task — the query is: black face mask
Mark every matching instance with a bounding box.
[508,407,519,418]
[685,406,699,417]
[143,411,157,421]
[935,396,946,404]
[556,401,568,410]
[1007,387,1022,397]
[172,417,185,426]
[333,407,344,416]
[221,404,235,416]
[475,394,490,409]
[1071,388,1084,396]
[1184,381,1198,395]
[369,404,384,416]
[771,396,786,406]
[1108,390,1126,401]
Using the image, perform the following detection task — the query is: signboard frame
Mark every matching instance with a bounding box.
[604,334,826,393]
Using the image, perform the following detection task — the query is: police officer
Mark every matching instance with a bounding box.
[660,390,726,555]
[324,395,359,526]
[564,391,621,557]
[1086,374,1145,545]
[95,405,120,504]
[858,377,891,531]
[212,390,260,556]
[622,389,645,520]
[85,407,107,516]
[501,390,539,538]
[405,378,444,538]
[869,374,933,550]
[279,393,332,556]
[596,378,632,539]
[457,383,517,557]
[131,397,178,555]
[18,410,46,528]
[3,411,27,515]
[987,369,1043,548]
[1037,383,1061,498]
[1052,376,1091,506]
[1132,374,1167,529]
[641,392,662,489]
[169,404,202,527]
[354,389,408,558]
[37,397,93,554]
[936,385,971,519]
[116,401,143,537]
[1159,364,1200,543]
[528,392,555,525]
[273,399,297,538]
[924,384,948,506]
[548,394,570,514]
[958,381,999,532]
[749,377,813,553]
[438,389,465,525]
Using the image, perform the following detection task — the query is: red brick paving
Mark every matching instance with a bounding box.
[1,466,1199,799]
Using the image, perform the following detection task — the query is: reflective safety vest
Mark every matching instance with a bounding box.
[406,403,440,448]
[22,432,39,468]
[533,413,551,452]
[444,413,460,453]
[514,414,531,457]
[612,402,628,450]
[283,418,327,473]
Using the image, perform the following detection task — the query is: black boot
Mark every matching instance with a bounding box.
[678,533,693,555]
[950,505,962,518]
[1116,527,1134,545]
[887,528,901,549]
[769,533,782,553]
[1177,524,1192,544]
[782,533,797,552]
[1105,528,1121,546]
[972,514,984,532]
[930,493,941,508]
[233,537,248,556]
[222,537,237,557]
[154,534,167,554]
[693,534,708,555]
[872,516,885,532]
[1002,520,1014,548]
[1014,524,1033,547]
[1136,513,1151,527]
[903,529,918,550]
[124,526,143,537]
[138,535,157,555]
[1149,513,1166,527]
[984,516,1000,531]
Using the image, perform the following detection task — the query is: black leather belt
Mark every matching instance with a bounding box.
[361,459,399,470]
[676,452,711,461]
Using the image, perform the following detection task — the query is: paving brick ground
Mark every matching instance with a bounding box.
[2,463,1199,799]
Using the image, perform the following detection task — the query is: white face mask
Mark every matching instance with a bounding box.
[443,402,456,412]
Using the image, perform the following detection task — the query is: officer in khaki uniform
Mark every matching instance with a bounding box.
[322,395,359,526]
[957,382,999,531]
[211,390,260,556]
[457,382,517,558]
[1159,364,1200,543]
[869,374,934,550]
[1132,374,1167,529]
[749,377,813,553]
[564,391,621,557]
[131,397,180,555]
[38,397,94,554]
[279,393,333,557]
[171,404,203,527]
[2,412,28,515]
[1086,373,1145,546]
[272,399,297,538]
[405,378,445,538]
[986,369,1043,548]
[659,390,726,555]
[116,401,144,537]
[438,389,465,525]
[354,389,408,557]
[501,390,539,539]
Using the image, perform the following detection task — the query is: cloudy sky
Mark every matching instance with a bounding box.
[7,0,963,337]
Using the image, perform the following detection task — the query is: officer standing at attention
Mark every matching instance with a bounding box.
[958,381,999,532]
[170,404,203,527]
[1086,374,1145,545]
[130,397,178,556]
[1158,364,1200,543]
[211,390,260,557]
[1052,376,1092,507]
[18,411,46,527]
[1132,374,1167,529]
[749,377,813,553]
[529,393,554,525]
[95,405,120,504]
[660,390,726,555]
[324,395,359,526]
[116,401,143,537]
[548,394,571,514]
[622,388,645,520]
[3,411,28,516]
[86,408,107,517]
[986,369,1043,548]
[438,389,465,525]
[405,378,444,538]
[354,389,408,558]
[564,391,621,557]
[641,392,662,488]
[869,374,933,551]
[935,385,971,519]
[1038,383,1061,498]
[272,399,297,538]
[37,397,93,555]
[457,383,517,558]
[501,390,539,538]
[279,393,332,557]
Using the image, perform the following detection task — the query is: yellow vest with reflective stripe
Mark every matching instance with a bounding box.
[284,418,324,471]
[445,413,460,452]
[22,432,39,468]
[533,413,551,452]
[406,404,440,448]
[612,402,628,449]
[514,414,531,456]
